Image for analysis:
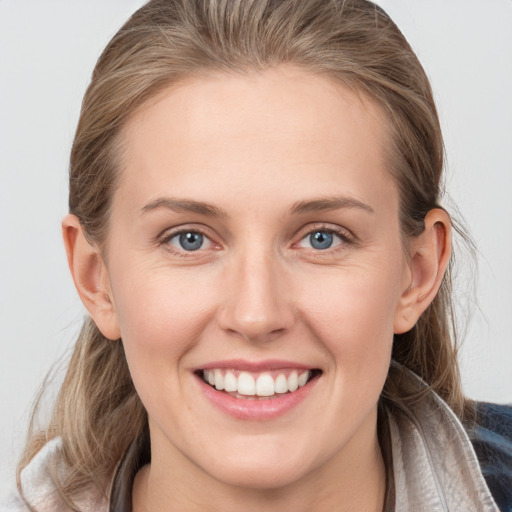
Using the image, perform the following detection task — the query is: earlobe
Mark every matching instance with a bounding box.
[62,214,121,340]
[394,208,452,334]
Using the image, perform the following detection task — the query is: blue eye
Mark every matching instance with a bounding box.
[309,231,333,250]
[180,232,203,251]
[297,228,346,251]
[169,231,208,251]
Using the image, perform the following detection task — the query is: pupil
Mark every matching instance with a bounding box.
[179,232,203,251]
[310,231,333,250]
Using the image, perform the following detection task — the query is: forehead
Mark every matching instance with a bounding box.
[117,66,397,215]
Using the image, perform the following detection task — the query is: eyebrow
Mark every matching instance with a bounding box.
[140,195,374,217]
[290,196,375,215]
[140,197,228,218]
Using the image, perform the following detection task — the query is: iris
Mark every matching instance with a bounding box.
[310,231,333,250]
[179,232,203,251]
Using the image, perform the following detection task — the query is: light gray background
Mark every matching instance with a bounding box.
[1,0,511,497]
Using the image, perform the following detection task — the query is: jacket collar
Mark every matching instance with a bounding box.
[387,367,499,511]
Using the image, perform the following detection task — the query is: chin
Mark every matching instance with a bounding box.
[198,441,319,490]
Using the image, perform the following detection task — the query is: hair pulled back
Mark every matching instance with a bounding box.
[19,0,470,504]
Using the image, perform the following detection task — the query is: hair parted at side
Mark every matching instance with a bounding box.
[19,0,473,505]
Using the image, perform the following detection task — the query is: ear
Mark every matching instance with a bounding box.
[62,214,121,340]
[394,208,451,334]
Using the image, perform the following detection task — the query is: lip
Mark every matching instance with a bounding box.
[198,359,316,372]
[194,361,321,421]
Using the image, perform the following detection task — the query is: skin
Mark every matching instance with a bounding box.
[63,66,451,512]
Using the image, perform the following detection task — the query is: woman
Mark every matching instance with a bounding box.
[5,0,511,511]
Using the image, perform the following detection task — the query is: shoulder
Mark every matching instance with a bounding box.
[2,438,109,512]
[471,402,512,512]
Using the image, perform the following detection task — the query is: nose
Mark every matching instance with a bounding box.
[217,250,295,343]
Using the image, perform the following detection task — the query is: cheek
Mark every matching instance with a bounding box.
[299,262,401,367]
[109,261,219,378]
[108,265,224,429]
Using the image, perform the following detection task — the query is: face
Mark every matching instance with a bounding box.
[103,67,411,489]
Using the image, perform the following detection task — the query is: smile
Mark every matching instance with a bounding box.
[201,369,319,398]
[195,361,322,420]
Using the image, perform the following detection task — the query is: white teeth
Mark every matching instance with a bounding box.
[237,372,256,396]
[202,369,313,397]
[298,371,309,387]
[274,373,288,394]
[287,370,299,392]
[256,373,275,396]
[214,369,224,391]
[224,371,237,392]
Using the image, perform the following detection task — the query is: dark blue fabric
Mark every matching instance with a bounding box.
[471,402,512,512]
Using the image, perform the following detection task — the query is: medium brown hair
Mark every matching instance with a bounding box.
[19,0,472,506]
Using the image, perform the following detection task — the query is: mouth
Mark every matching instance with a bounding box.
[196,368,322,400]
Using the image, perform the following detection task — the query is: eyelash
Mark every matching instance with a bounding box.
[294,223,355,253]
[158,223,355,257]
[159,227,217,258]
